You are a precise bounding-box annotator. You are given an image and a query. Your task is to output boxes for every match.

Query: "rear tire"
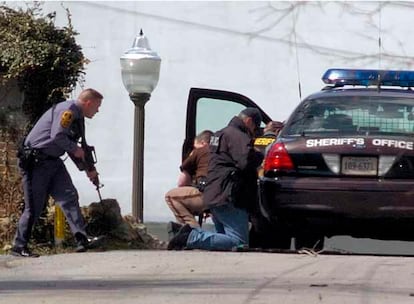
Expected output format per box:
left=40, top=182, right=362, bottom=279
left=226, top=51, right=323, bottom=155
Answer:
left=249, top=216, right=291, bottom=249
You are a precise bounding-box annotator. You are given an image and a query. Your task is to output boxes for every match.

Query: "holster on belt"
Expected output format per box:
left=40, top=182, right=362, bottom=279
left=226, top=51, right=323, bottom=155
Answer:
left=17, top=144, right=57, bottom=171
left=194, top=176, right=207, bottom=192
left=17, top=144, right=35, bottom=171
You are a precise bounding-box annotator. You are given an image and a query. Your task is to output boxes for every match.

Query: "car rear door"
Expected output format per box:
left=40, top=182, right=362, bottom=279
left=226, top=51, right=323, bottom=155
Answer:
left=183, top=88, right=272, bottom=159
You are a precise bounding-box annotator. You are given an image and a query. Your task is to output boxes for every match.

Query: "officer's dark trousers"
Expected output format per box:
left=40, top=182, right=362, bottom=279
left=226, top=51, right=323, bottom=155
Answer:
left=14, top=158, right=87, bottom=248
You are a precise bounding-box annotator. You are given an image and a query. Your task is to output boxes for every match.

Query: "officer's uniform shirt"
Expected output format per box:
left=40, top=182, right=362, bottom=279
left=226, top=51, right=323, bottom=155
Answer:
left=25, top=100, right=83, bottom=157
left=180, top=145, right=210, bottom=184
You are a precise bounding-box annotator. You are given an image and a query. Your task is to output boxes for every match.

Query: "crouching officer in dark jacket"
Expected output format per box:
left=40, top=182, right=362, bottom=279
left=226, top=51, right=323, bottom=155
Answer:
left=11, top=88, right=104, bottom=257
left=168, top=108, right=263, bottom=251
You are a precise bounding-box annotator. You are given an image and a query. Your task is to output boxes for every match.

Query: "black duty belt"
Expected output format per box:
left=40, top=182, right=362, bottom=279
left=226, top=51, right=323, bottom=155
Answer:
left=27, top=147, right=59, bottom=161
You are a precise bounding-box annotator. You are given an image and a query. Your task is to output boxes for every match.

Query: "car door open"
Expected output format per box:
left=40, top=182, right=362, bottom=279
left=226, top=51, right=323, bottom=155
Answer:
left=183, top=87, right=271, bottom=159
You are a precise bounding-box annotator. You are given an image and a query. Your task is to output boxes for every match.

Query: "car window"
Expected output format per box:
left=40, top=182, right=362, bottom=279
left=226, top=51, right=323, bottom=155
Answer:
left=183, top=88, right=272, bottom=160
left=196, top=97, right=248, bottom=134
left=285, top=96, right=414, bottom=136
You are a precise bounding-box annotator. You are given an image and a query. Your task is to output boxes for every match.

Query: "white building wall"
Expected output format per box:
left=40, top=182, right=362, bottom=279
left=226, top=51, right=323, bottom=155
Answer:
left=8, top=1, right=414, bottom=221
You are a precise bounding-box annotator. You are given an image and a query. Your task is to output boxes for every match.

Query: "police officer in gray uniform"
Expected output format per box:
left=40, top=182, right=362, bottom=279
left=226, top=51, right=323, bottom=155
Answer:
left=11, top=88, right=104, bottom=257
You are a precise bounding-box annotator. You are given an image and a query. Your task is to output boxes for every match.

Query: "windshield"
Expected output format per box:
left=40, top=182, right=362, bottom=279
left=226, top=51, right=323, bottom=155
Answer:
left=285, top=95, right=414, bottom=137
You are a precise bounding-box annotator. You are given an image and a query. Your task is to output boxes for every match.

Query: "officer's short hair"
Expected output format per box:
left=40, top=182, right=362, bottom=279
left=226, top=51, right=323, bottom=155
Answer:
left=196, top=130, right=214, bottom=144
left=79, top=88, right=103, bottom=101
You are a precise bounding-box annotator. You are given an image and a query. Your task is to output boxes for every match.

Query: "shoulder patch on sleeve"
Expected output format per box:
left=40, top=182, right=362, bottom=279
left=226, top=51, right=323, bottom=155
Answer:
left=60, top=110, right=74, bottom=128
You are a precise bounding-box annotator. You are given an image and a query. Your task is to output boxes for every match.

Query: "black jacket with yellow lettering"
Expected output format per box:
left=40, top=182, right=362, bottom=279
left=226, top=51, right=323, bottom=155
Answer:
left=253, top=132, right=277, bottom=155
left=203, top=116, right=263, bottom=211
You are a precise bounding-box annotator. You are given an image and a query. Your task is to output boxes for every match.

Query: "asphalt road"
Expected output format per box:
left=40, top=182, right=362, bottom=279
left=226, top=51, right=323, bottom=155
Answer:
left=1, top=249, right=414, bottom=304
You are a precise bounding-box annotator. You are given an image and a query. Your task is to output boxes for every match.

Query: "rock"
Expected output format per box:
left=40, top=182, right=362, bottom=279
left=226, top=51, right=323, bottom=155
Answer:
left=85, top=199, right=167, bottom=250
left=86, top=199, right=124, bottom=235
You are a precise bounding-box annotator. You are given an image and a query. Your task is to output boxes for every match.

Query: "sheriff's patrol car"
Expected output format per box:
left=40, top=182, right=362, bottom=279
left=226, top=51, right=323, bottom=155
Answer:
left=184, top=69, right=414, bottom=250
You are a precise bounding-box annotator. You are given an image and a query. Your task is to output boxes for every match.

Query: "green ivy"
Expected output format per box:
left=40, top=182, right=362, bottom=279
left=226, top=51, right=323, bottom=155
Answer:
left=0, top=3, right=87, bottom=124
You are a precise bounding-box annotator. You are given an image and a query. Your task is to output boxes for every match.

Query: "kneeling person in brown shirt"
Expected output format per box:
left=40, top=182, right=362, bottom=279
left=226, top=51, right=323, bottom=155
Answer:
left=165, top=130, right=213, bottom=236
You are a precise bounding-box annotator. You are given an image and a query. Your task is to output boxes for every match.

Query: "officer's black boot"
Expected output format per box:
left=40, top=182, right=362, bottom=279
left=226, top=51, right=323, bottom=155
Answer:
left=75, top=233, right=105, bottom=252
left=167, top=221, right=183, bottom=241
left=11, top=246, right=40, bottom=258
left=167, top=224, right=193, bottom=250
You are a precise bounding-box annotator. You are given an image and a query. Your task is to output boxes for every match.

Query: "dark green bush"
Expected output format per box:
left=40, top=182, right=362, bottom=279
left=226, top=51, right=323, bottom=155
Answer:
left=0, top=3, right=87, bottom=124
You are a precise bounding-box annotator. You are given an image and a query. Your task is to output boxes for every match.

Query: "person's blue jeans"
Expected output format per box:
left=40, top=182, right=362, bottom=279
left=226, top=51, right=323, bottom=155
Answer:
left=186, top=203, right=249, bottom=251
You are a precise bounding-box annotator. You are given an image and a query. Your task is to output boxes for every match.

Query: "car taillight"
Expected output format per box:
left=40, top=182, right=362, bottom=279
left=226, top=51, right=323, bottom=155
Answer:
left=263, top=142, right=294, bottom=172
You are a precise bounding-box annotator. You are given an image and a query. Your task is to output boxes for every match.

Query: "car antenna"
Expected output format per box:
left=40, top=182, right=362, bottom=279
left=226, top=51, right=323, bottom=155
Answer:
left=377, top=74, right=381, bottom=92
left=378, top=4, right=382, bottom=70
left=377, top=5, right=383, bottom=93
left=292, top=6, right=302, bottom=101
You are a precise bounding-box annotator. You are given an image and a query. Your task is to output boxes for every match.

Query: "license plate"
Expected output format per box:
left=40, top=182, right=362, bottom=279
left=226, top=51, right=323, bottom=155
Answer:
left=341, top=156, right=378, bottom=176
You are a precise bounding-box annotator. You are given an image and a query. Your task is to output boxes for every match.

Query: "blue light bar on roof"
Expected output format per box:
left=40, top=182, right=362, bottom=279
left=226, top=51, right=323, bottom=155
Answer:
left=322, top=68, right=414, bottom=87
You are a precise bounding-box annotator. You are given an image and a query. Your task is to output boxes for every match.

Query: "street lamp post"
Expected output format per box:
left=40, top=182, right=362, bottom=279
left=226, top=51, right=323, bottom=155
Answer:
left=120, top=30, right=161, bottom=222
